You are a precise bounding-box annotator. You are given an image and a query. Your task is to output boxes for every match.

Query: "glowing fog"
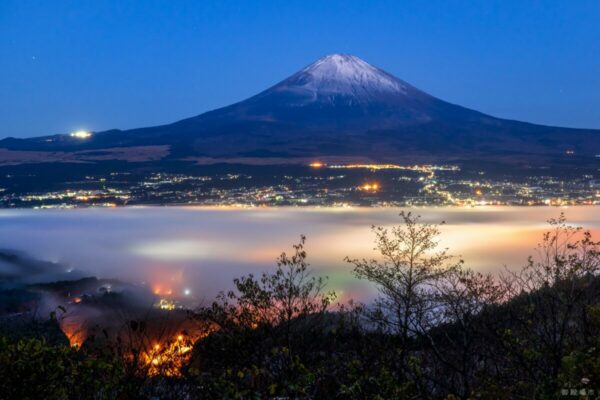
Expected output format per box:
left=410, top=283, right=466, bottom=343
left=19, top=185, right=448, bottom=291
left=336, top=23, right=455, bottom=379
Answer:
left=1, top=206, right=599, bottom=303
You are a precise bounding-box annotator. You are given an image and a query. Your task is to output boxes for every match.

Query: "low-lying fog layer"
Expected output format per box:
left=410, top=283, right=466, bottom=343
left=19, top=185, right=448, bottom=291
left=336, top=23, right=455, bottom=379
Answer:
left=1, top=206, right=599, bottom=303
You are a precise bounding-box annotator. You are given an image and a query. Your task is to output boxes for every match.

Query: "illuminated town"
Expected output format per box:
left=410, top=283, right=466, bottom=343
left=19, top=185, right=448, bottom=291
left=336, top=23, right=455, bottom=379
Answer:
left=1, top=162, right=598, bottom=208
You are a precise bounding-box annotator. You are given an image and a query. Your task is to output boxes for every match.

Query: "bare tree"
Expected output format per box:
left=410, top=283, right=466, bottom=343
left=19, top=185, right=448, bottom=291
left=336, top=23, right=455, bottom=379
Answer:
left=422, top=268, right=505, bottom=399
left=199, top=235, right=335, bottom=353
left=345, top=211, right=462, bottom=368
left=502, top=213, right=600, bottom=394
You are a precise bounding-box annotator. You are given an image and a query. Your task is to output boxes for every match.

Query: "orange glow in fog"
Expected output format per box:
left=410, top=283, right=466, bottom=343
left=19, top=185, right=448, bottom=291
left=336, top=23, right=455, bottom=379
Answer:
left=143, top=333, right=204, bottom=376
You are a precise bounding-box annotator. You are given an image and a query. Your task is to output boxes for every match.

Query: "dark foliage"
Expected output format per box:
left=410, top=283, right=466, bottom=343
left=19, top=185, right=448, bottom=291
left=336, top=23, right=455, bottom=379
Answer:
left=2, top=214, right=600, bottom=399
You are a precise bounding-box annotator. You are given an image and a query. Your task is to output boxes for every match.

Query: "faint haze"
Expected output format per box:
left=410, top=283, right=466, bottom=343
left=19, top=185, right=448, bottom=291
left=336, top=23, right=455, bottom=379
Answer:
left=1, top=1, right=600, bottom=138
left=1, top=206, right=599, bottom=303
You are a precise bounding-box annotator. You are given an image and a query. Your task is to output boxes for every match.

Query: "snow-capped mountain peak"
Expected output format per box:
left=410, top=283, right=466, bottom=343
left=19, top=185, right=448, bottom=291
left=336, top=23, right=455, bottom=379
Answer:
left=5, top=53, right=597, bottom=166
left=278, top=54, right=409, bottom=100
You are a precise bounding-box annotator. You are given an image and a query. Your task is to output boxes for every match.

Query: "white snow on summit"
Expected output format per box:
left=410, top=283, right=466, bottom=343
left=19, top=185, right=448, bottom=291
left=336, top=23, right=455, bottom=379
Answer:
left=285, top=54, right=408, bottom=98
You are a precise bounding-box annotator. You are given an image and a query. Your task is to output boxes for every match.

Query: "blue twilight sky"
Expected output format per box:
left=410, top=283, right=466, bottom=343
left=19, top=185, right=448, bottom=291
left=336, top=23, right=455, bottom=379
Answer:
left=1, top=1, right=600, bottom=138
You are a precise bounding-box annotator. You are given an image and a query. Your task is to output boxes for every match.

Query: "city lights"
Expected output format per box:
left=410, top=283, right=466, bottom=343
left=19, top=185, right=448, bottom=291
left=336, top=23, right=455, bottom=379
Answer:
left=359, top=182, right=380, bottom=192
left=70, top=130, right=92, bottom=139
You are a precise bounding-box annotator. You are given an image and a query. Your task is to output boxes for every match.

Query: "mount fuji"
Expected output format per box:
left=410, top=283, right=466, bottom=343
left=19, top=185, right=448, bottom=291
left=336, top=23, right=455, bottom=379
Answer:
left=2, top=54, right=599, bottom=166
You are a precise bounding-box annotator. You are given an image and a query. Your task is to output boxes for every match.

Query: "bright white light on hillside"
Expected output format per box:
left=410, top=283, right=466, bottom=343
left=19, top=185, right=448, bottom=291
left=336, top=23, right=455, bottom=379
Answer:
left=70, top=130, right=92, bottom=139
left=183, top=288, right=191, bottom=296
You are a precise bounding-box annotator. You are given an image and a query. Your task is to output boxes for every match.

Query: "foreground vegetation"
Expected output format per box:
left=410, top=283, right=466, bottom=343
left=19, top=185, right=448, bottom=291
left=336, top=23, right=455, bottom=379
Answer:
left=1, top=213, right=600, bottom=399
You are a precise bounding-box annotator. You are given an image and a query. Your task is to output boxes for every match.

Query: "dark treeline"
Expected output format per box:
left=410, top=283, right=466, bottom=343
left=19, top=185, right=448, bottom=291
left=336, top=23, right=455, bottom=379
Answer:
left=1, top=212, right=600, bottom=399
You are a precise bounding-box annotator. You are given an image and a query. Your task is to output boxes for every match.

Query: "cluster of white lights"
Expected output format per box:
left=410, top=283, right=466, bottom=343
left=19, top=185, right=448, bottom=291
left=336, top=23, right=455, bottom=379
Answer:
left=70, top=130, right=92, bottom=139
